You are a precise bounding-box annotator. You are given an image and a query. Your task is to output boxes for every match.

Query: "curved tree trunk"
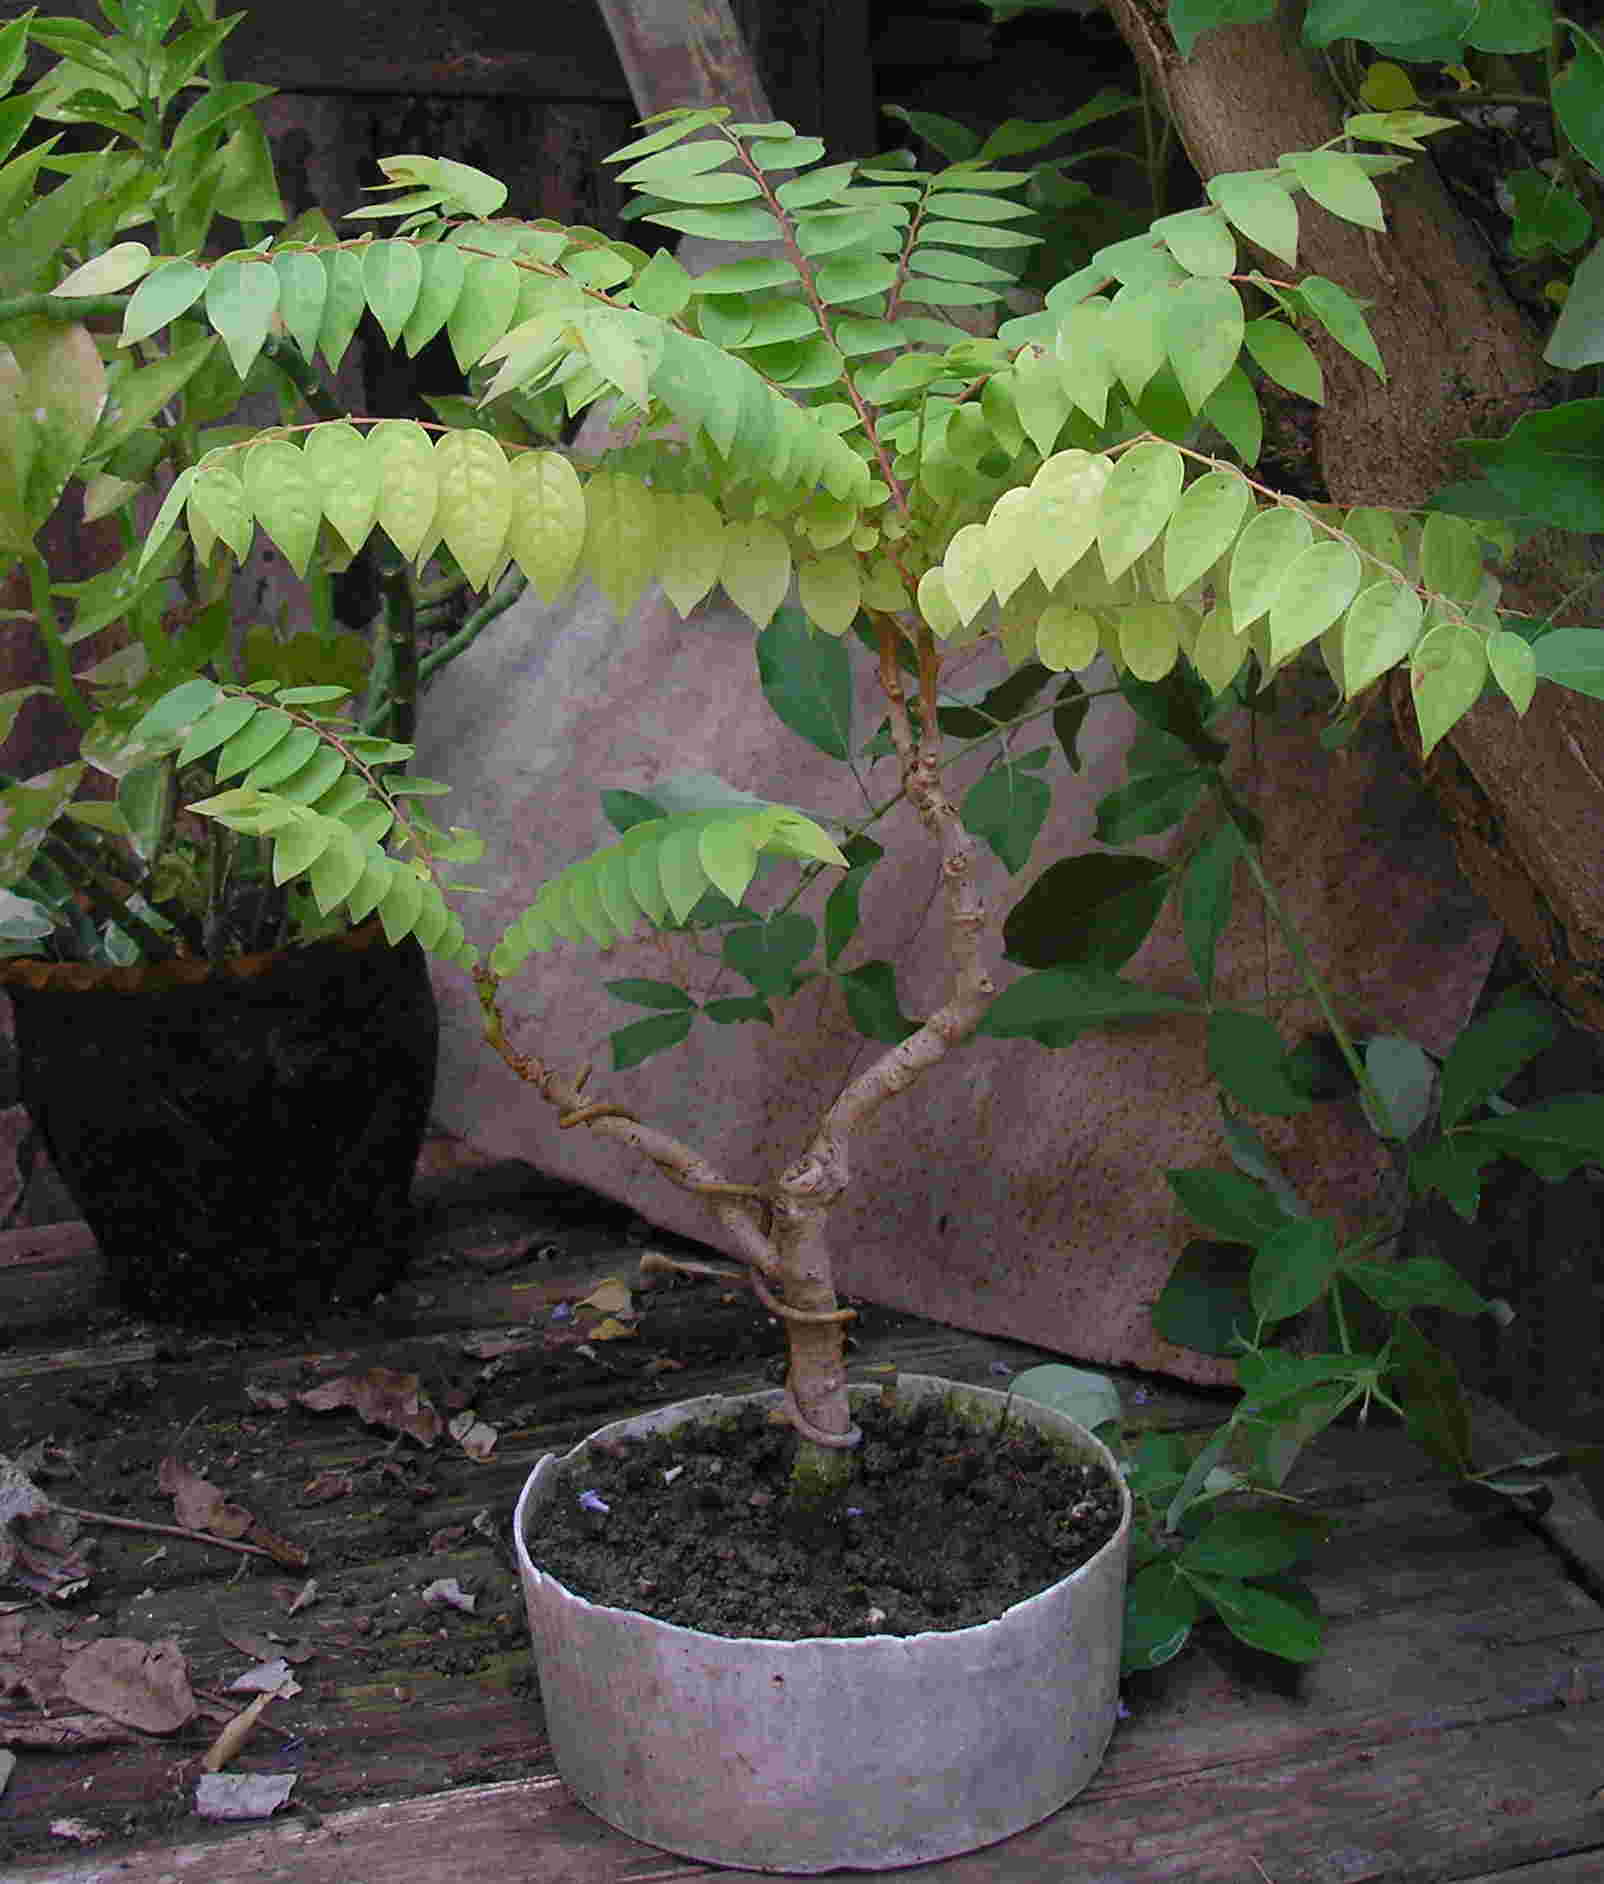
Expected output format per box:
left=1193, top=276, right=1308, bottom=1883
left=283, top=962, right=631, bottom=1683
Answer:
left=1105, top=0, right=1604, bottom=1033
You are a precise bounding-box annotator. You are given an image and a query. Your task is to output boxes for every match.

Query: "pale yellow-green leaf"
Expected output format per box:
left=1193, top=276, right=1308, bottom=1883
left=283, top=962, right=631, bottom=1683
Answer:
left=303, top=422, right=379, bottom=557
left=242, top=438, right=320, bottom=578
left=1164, top=276, right=1244, bottom=414
left=369, top=418, right=440, bottom=562
left=187, top=461, right=254, bottom=565
left=507, top=447, right=586, bottom=603
left=1267, top=540, right=1362, bottom=665
left=1031, top=449, right=1109, bottom=588
left=916, top=566, right=964, bottom=640
left=1343, top=506, right=1406, bottom=575
left=982, top=488, right=1039, bottom=604
left=1052, top=301, right=1114, bottom=425
left=1190, top=603, right=1247, bottom=695
left=1010, top=351, right=1072, bottom=458
left=1163, top=470, right=1252, bottom=599
left=798, top=545, right=861, bottom=635
left=433, top=429, right=513, bottom=589
left=861, top=556, right=908, bottom=613
left=1105, top=285, right=1164, bottom=401
left=1118, top=603, right=1182, bottom=681
left=719, top=518, right=790, bottom=630
left=942, top=521, right=994, bottom=624
left=797, top=493, right=857, bottom=551
left=1229, top=505, right=1313, bottom=631
left=51, top=240, right=152, bottom=299
left=377, top=860, right=426, bottom=945
left=1486, top=629, right=1536, bottom=715
left=1319, top=617, right=1347, bottom=695
left=1035, top=603, right=1100, bottom=672
left=1419, top=510, right=1484, bottom=605
left=584, top=472, right=661, bottom=617
left=655, top=491, right=724, bottom=616
left=697, top=819, right=759, bottom=906
left=1342, top=579, right=1423, bottom=696
left=1411, top=621, right=1488, bottom=757
left=7, top=320, right=105, bottom=535
left=82, top=473, right=143, bottom=523
left=447, top=257, right=521, bottom=373
left=1098, top=440, right=1184, bottom=582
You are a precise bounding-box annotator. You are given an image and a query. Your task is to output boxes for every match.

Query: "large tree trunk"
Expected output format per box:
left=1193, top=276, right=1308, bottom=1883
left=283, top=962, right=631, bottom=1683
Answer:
left=1106, top=0, right=1604, bottom=1033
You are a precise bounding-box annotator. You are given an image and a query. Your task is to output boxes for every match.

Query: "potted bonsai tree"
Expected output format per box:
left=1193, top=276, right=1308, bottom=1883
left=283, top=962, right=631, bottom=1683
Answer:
left=116, top=102, right=1604, bottom=1867
left=0, top=2, right=533, bottom=1318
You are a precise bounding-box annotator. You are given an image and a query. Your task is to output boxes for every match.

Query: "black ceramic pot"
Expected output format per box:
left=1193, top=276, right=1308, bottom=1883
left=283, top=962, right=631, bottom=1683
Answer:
left=1, top=921, right=437, bottom=1320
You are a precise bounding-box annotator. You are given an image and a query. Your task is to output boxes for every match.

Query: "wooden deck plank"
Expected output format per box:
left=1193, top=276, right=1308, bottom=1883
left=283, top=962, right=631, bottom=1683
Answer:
left=12, top=1697, right=1604, bottom=1884
left=4, top=1166, right=1603, bottom=1882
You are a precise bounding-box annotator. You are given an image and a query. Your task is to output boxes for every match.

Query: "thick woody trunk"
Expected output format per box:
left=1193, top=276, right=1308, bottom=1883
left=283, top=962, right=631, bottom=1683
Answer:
left=1105, top=0, right=1604, bottom=1034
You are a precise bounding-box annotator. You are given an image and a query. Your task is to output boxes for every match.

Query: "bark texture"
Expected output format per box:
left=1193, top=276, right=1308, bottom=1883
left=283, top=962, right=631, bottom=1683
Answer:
left=1105, top=0, right=1604, bottom=1034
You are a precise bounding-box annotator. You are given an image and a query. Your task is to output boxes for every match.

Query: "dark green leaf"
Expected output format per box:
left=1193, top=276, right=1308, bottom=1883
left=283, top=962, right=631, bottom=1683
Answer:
left=1167, top=0, right=1276, bottom=58
left=1122, top=1561, right=1198, bottom=1672
left=1344, top=1251, right=1489, bottom=1315
left=1119, top=669, right=1229, bottom=765
left=880, top=106, right=981, bottom=161
left=1362, top=1034, right=1436, bottom=1140
left=1180, top=1508, right=1326, bottom=1579
left=961, top=763, right=1051, bottom=874
left=1408, top=1136, right=1489, bottom=1221
left=600, top=788, right=663, bottom=833
left=1180, top=821, right=1243, bottom=997
left=1250, top=1218, right=1339, bottom=1321
left=609, top=1011, right=694, bottom=1070
left=980, top=966, right=1196, bottom=1046
left=1166, top=1167, right=1292, bottom=1245
left=1531, top=626, right=1604, bottom=700
left=1095, top=768, right=1207, bottom=843
left=1053, top=674, right=1088, bottom=770
left=1187, top=1572, right=1325, bottom=1662
left=1003, top=853, right=1171, bottom=971
left=824, top=833, right=882, bottom=966
left=704, top=996, right=773, bottom=1024
left=722, top=912, right=817, bottom=997
left=1208, top=1011, right=1314, bottom=1117
left=1555, top=25, right=1604, bottom=174
left=1455, top=1094, right=1604, bottom=1178
left=1438, top=992, right=1558, bottom=1129
left=839, top=959, right=919, bottom=1043
left=755, top=605, right=852, bottom=760
left=1391, top=1316, right=1474, bottom=1475
left=1458, top=399, right=1604, bottom=534
left=604, top=978, right=696, bottom=1011
left=937, top=662, right=1056, bottom=737
left=1151, top=1240, right=1256, bottom=1354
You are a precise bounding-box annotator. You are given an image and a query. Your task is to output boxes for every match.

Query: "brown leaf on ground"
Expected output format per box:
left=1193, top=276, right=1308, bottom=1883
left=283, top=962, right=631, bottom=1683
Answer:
left=157, top=1458, right=254, bottom=1540
left=218, top=1627, right=314, bottom=1666
left=58, top=1636, right=194, bottom=1734
left=0, top=1615, right=68, bottom=1710
left=576, top=1277, right=634, bottom=1317
left=296, top=1369, right=441, bottom=1447
left=244, top=1520, right=309, bottom=1571
left=427, top=1525, right=468, bottom=1554
left=300, top=1470, right=353, bottom=1505
left=0, top=1712, right=140, bottom=1750
left=0, top=1460, right=94, bottom=1598
left=447, top=1411, right=498, bottom=1461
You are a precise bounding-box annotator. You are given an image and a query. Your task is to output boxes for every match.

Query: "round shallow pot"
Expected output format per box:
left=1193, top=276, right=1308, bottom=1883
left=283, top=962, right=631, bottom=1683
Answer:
left=514, top=1372, right=1130, bottom=1874
left=1, top=921, right=437, bottom=1320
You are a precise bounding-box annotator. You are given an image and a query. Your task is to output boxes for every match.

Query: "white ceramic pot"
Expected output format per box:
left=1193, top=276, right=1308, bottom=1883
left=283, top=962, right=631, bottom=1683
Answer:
left=512, top=1373, right=1130, bottom=1873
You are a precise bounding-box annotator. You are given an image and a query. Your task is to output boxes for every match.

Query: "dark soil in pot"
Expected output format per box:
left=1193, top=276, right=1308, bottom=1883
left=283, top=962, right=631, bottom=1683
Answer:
left=529, top=1391, right=1123, bottom=1639
left=3, top=924, right=437, bottom=1322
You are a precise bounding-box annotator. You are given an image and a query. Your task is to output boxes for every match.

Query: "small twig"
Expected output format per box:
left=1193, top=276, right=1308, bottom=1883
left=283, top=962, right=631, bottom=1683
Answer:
left=50, top=1505, right=275, bottom=1561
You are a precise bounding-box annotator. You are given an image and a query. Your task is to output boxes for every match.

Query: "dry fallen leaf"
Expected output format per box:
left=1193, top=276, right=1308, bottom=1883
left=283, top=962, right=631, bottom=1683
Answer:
left=421, top=1577, right=476, bottom=1615
left=229, top=1658, right=300, bottom=1697
left=158, top=1458, right=254, bottom=1540
left=0, top=1713, right=140, bottom=1750
left=219, top=1627, right=313, bottom=1666
left=577, top=1277, right=634, bottom=1317
left=297, top=1368, right=441, bottom=1447
left=283, top=1577, right=319, bottom=1616
left=58, top=1636, right=195, bottom=1735
left=245, top=1520, right=309, bottom=1571
left=447, top=1411, right=498, bottom=1462
left=0, top=1456, right=93, bottom=1598
left=427, top=1525, right=468, bottom=1554
left=244, top=1383, right=290, bottom=1412
left=587, top=1316, right=638, bottom=1342
left=50, top=1816, right=105, bottom=1843
left=0, top=1614, right=68, bottom=1710
left=194, top=1771, right=296, bottom=1821
left=461, top=1331, right=537, bottom=1361
left=300, top=1471, right=353, bottom=1505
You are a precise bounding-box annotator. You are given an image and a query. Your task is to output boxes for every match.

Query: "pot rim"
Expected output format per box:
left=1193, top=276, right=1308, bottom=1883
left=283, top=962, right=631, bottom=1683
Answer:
left=513, top=1373, right=1132, bottom=1650
left=0, top=915, right=396, bottom=995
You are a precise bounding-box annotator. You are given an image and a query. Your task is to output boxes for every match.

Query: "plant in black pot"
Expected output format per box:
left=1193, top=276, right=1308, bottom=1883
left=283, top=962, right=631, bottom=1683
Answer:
left=107, top=97, right=1604, bottom=1868
left=0, top=2, right=510, bottom=1318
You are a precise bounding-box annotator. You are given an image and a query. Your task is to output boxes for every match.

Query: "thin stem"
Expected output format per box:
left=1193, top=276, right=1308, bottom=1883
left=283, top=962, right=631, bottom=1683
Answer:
left=52, top=1503, right=277, bottom=1562
left=24, top=551, right=90, bottom=729
left=1237, top=836, right=1399, bottom=1140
